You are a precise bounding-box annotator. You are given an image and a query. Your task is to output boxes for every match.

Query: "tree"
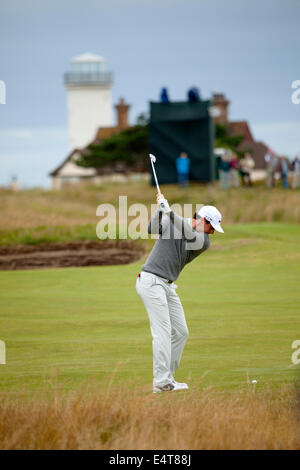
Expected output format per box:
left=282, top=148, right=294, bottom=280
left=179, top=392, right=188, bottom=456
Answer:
left=135, top=112, right=149, bottom=126
left=215, top=124, right=246, bottom=157
left=76, top=121, right=247, bottom=171
left=76, top=125, right=149, bottom=170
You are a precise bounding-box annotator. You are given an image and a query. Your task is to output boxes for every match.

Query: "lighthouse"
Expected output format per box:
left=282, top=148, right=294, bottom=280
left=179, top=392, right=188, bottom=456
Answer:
left=64, top=52, right=113, bottom=150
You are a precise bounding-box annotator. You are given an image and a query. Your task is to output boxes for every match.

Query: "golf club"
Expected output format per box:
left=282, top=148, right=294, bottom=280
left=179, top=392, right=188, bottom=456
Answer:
left=149, top=154, right=165, bottom=209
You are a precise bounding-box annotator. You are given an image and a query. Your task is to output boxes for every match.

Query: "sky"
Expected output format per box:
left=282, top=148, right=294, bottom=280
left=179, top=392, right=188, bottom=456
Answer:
left=0, top=0, right=300, bottom=188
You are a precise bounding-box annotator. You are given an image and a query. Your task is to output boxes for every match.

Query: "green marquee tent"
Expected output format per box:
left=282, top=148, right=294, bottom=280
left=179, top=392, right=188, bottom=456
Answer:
left=149, top=100, right=215, bottom=185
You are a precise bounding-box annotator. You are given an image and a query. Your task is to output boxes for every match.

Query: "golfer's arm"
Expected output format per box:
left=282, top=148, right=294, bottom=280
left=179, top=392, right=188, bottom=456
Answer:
left=147, top=209, right=169, bottom=235
left=170, top=211, right=205, bottom=246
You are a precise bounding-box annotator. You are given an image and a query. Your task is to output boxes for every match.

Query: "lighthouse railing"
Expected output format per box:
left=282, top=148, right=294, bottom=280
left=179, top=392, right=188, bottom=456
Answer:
left=64, top=72, right=113, bottom=85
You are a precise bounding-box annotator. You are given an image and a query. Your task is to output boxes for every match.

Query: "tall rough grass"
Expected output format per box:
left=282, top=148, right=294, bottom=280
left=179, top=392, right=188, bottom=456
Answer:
left=0, top=379, right=299, bottom=450
left=1, top=184, right=300, bottom=233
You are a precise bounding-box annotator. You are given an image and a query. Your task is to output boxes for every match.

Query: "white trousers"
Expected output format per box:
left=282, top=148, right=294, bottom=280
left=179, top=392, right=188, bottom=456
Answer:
left=136, top=271, right=189, bottom=387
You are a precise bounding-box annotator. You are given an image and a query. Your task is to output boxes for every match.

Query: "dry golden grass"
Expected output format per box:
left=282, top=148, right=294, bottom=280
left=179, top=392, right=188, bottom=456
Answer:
left=1, top=182, right=300, bottom=231
left=0, top=379, right=300, bottom=450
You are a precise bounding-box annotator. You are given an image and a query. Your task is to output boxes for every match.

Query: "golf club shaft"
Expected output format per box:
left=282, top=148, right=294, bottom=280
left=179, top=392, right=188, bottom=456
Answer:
left=150, top=160, right=161, bottom=194
left=150, top=157, right=165, bottom=209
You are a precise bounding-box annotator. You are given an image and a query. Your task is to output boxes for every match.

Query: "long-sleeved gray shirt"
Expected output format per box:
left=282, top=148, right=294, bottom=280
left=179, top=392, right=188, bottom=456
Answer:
left=142, top=209, right=210, bottom=281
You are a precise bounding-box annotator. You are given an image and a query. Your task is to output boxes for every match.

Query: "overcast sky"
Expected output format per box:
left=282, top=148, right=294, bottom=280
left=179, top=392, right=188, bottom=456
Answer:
left=0, top=0, right=300, bottom=188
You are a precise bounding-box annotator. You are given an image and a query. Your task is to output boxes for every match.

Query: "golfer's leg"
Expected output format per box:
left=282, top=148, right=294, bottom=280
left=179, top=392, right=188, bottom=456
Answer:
left=137, top=280, right=172, bottom=388
left=167, top=289, right=189, bottom=377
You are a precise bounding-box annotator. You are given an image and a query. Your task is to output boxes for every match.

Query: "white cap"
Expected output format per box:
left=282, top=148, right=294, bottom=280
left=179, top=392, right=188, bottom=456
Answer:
left=197, top=205, right=224, bottom=233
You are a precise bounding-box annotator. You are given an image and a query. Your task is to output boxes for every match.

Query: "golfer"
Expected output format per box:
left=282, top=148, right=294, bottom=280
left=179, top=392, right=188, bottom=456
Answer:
left=136, top=193, right=224, bottom=393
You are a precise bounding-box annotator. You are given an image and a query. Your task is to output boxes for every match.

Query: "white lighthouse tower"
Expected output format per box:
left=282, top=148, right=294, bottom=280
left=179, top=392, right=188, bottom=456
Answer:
left=64, top=52, right=113, bottom=150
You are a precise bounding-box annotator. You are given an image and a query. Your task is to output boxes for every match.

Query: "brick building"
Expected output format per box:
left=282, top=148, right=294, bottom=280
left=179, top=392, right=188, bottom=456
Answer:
left=212, top=93, right=269, bottom=177
left=49, top=98, right=148, bottom=189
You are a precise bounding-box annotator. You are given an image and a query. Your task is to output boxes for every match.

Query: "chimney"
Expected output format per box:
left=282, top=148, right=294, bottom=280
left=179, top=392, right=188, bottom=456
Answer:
left=212, top=93, right=230, bottom=125
left=115, top=97, right=130, bottom=129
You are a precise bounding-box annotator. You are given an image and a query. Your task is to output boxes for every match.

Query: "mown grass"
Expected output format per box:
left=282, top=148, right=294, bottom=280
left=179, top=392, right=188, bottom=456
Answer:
left=0, top=224, right=150, bottom=248
left=1, top=182, right=300, bottom=449
left=0, top=224, right=98, bottom=246
left=1, top=223, right=299, bottom=394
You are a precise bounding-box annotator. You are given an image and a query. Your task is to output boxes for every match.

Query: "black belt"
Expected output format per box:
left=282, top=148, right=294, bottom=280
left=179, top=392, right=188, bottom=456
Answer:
left=140, top=270, right=173, bottom=284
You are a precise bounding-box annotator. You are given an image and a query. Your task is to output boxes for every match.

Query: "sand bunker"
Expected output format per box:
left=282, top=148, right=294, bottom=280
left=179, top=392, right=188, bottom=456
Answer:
left=0, top=241, right=145, bottom=270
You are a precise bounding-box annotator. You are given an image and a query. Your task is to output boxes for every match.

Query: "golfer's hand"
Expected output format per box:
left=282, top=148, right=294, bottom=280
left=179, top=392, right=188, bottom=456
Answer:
left=156, top=193, right=171, bottom=213
left=156, top=193, right=165, bottom=204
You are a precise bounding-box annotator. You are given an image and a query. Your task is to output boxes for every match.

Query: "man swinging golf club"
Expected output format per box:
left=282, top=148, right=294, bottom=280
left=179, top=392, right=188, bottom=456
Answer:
left=136, top=155, right=224, bottom=393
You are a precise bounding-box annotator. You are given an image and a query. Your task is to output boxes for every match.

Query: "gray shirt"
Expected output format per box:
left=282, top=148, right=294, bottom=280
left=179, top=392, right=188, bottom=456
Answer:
left=142, top=209, right=210, bottom=281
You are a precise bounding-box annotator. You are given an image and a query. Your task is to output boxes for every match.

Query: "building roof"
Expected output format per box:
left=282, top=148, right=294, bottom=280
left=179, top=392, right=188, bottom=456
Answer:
left=49, top=127, right=131, bottom=178
left=237, top=140, right=269, bottom=169
left=212, top=92, right=272, bottom=168
left=49, top=149, right=94, bottom=177
left=71, top=53, right=105, bottom=63
left=227, top=121, right=254, bottom=143
left=50, top=97, right=132, bottom=179
left=93, top=127, right=122, bottom=142
left=49, top=150, right=78, bottom=177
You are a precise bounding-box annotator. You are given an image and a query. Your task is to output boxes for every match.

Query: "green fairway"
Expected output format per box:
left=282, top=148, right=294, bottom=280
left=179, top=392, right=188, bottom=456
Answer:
left=1, top=222, right=300, bottom=392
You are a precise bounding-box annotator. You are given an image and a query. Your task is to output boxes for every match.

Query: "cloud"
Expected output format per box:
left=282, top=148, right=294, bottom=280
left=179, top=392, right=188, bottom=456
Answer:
left=0, top=127, right=67, bottom=140
left=0, top=127, right=68, bottom=188
left=1, top=0, right=184, bottom=15
left=1, top=129, right=33, bottom=139
left=251, top=121, right=300, bottom=156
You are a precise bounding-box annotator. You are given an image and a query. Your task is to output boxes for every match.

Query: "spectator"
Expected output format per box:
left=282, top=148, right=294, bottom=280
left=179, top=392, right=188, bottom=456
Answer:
left=229, top=152, right=240, bottom=188
left=176, top=152, right=190, bottom=188
left=187, top=87, right=201, bottom=102
left=218, top=152, right=231, bottom=190
left=292, top=156, right=300, bottom=189
left=10, top=175, right=19, bottom=192
left=239, top=152, right=255, bottom=186
left=265, top=149, right=278, bottom=188
left=160, top=87, right=169, bottom=103
left=280, top=156, right=290, bottom=189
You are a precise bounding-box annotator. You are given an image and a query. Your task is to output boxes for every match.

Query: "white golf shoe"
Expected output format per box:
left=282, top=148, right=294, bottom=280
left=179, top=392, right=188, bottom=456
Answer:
left=153, top=381, right=189, bottom=394
left=172, top=380, right=189, bottom=390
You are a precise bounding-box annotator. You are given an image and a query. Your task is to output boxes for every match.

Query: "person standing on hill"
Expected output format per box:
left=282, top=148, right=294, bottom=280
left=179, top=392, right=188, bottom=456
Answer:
left=187, top=87, right=201, bottom=102
left=239, top=153, right=255, bottom=186
left=292, top=156, right=300, bottom=189
left=176, top=152, right=190, bottom=188
left=136, top=193, right=224, bottom=393
left=280, top=156, right=290, bottom=189
left=265, top=149, right=278, bottom=188
left=218, top=153, right=231, bottom=189
left=160, top=87, right=170, bottom=103
left=229, top=153, right=240, bottom=188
